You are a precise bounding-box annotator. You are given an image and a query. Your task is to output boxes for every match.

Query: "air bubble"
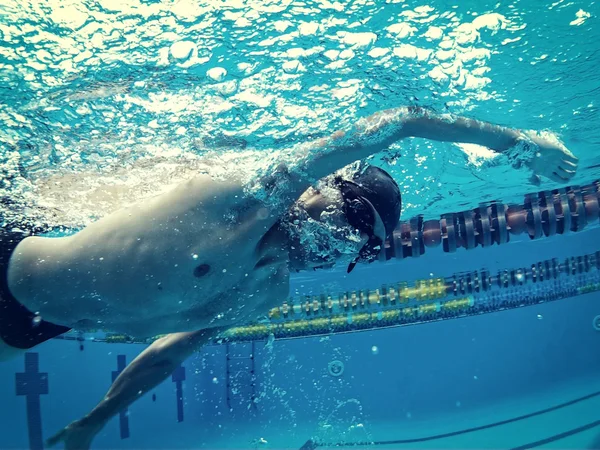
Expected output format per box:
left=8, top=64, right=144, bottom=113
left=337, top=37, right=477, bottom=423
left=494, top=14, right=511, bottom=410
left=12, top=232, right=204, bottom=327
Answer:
left=207, top=67, right=227, bottom=82
left=282, top=60, right=303, bottom=74
left=170, top=41, right=196, bottom=61
left=515, top=271, right=525, bottom=282
left=265, top=333, right=275, bottom=349
left=257, top=207, right=270, bottom=220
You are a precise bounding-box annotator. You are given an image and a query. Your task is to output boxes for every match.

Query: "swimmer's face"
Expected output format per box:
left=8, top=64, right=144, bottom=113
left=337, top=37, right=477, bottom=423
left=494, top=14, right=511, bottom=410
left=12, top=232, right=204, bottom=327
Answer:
left=287, top=190, right=369, bottom=271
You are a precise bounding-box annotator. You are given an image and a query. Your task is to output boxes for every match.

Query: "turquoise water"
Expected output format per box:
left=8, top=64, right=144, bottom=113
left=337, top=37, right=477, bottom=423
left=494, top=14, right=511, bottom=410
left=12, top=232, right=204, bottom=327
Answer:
left=1, top=0, right=600, bottom=449
left=1, top=0, right=599, bottom=227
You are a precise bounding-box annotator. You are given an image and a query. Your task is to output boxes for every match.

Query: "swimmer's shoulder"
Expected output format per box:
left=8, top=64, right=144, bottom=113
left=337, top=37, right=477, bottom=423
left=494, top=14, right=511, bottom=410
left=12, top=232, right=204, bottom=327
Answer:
left=178, top=173, right=248, bottom=202
left=165, top=173, right=266, bottom=220
left=184, top=174, right=285, bottom=230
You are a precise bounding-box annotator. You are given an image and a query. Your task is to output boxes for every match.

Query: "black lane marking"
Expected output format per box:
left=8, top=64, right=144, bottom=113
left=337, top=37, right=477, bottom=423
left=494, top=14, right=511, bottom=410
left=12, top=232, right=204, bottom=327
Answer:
left=312, top=390, right=600, bottom=447
left=511, top=419, right=600, bottom=450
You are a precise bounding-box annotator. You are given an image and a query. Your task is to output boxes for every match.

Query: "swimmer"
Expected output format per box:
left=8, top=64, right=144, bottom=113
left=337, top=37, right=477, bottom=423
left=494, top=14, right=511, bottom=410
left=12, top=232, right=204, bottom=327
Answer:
left=0, top=106, right=578, bottom=449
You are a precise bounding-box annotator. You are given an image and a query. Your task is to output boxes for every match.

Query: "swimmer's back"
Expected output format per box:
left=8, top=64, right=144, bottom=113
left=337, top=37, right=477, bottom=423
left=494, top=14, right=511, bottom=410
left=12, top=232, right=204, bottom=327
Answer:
left=9, top=174, right=288, bottom=338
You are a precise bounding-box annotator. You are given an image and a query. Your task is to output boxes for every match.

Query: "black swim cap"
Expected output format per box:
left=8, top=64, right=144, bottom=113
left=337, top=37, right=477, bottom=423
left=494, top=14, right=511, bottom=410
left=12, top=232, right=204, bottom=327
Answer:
left=349, top=165, right=402, bottom=240
left=333, top=165, right=402, bottom=272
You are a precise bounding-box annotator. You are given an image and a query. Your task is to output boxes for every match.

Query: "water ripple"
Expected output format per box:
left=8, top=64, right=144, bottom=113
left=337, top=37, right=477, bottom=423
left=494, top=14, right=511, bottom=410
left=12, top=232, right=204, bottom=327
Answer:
left=1, top=0, right=598, bottom=227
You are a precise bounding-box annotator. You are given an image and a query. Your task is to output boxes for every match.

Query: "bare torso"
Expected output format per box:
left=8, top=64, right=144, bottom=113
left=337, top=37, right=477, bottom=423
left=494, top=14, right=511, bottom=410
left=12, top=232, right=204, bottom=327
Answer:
left=8, top=174, right=291, bottom=338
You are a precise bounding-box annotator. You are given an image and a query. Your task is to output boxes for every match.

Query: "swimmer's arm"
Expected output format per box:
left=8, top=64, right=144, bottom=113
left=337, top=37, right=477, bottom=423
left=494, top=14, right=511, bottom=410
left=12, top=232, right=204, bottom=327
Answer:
left=276, top=106, right=575, bottom=198
left=309, top=106, right=523, bottom=175
left=397, top=107, right=578, bottom=182
left=391, top=106, right=522, bottom=151
left=278, top=107, right=522, bottom=188
left=86, top=330, right=212, bottom=423
left=47, top=328, right=225, bottom=449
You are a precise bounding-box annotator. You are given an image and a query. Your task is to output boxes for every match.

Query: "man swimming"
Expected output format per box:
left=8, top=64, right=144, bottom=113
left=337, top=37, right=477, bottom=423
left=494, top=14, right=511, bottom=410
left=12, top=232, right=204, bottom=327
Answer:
left=0, top=106, right=578, bottom=449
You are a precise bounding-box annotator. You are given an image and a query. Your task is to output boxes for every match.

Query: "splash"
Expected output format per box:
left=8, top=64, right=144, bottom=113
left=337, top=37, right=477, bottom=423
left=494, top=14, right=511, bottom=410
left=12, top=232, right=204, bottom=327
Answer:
left=1, top=0, right=596, bottom=232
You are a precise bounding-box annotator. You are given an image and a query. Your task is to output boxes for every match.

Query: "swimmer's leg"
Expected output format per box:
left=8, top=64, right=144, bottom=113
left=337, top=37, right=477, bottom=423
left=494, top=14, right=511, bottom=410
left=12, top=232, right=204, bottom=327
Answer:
left=47, top=327, right=226, bottom=450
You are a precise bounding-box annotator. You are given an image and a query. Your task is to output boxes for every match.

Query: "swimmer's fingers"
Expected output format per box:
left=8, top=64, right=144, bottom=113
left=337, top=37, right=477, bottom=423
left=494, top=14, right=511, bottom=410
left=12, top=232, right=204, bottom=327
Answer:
left=549, top=171, right=570, bottom=183
left=556, top=165, right=576, bottom=179
left=560, top=158, right=578, bottom=174
left=561, top=150, right=579, bottom=165
left=558, top=158, right=578, bottom=180
left=561, top=158, right=578, bottom=170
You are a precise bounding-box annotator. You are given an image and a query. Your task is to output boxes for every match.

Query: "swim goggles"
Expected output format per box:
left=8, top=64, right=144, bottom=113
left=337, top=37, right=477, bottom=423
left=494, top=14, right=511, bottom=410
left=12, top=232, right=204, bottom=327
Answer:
left=336, top=179, right=387, bottom=273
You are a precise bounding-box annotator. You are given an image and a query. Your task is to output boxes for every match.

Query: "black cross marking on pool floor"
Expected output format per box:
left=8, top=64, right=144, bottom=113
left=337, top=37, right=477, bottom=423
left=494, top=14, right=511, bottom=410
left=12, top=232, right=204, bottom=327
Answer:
left=112, top=355, right=130, bottom=439
left=171, top=364, right=185, bottom=422
left=15, top=352, right=47, bottom=450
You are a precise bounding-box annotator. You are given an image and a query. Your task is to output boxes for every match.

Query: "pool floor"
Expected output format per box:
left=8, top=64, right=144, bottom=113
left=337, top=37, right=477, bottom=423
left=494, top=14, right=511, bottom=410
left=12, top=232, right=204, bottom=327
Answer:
left=175, top=373, right=600, bottom=449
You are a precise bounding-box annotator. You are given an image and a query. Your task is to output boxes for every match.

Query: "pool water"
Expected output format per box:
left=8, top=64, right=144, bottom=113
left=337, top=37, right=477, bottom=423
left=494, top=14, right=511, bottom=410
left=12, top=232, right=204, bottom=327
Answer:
left=1, top=0, right=600, bottom=449
left=1, top=0, right=599, bottom=226
left=3, top=274, right=598, bottom=449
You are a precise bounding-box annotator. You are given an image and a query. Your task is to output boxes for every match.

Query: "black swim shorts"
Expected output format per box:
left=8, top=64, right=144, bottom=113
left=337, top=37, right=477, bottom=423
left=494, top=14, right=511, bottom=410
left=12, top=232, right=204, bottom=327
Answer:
left=0, top=229, right=71, bottom=349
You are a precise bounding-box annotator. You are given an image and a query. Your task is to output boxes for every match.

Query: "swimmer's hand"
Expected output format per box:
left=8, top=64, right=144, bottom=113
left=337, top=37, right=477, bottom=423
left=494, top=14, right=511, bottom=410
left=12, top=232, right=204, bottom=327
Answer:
left=46, top=417, right=103, bottom=450
left=364, top=107, right=579, bottom=185
left=517, top=133, right=579, bottom=184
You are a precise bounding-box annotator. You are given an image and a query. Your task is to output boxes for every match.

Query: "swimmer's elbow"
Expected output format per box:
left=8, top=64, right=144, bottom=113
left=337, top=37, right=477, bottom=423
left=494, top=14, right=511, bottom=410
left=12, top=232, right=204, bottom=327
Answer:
left=389, top=106, right=435, bottom=137
left=347, top=106, right=417, bottom=150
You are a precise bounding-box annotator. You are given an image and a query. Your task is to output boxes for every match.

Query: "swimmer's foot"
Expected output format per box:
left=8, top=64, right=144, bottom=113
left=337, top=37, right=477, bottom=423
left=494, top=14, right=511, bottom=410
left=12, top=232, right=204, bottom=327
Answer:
left=46, top=417, right=103, bottom=450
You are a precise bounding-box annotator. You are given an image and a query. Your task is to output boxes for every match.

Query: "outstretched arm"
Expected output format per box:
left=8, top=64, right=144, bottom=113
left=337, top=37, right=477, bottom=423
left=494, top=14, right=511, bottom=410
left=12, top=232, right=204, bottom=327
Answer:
left=315, top=106, right=577, bottom=179
left=268, top=106, right=578, bottom=210
left=47, top=327, right=225, bottom=450
left=382, top=106, right=521, bottom=151
left=385, top=107, right=578, bottom=183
